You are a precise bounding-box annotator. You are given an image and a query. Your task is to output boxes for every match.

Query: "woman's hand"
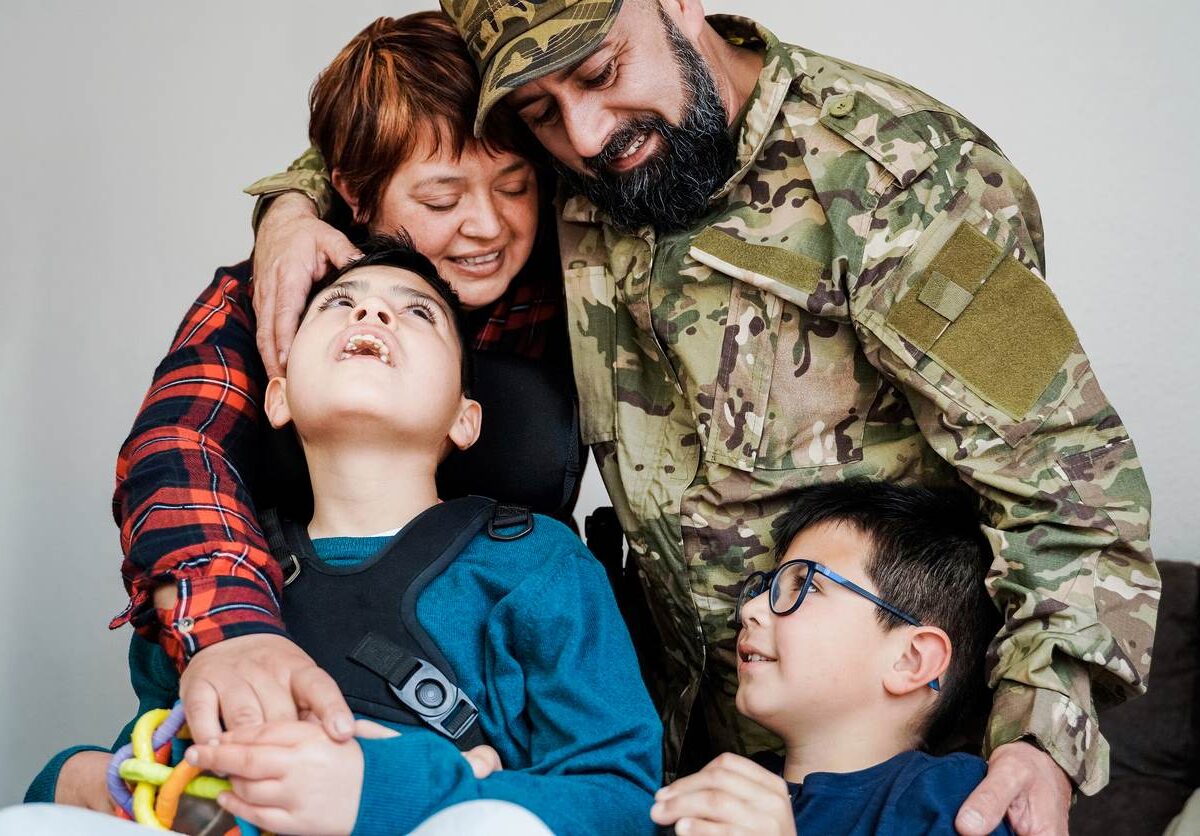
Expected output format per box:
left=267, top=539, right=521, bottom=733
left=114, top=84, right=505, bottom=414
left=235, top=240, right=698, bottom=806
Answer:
left=180, top=633, right=354, bottom=747
left=650, top=752, right=796, bottom=836
left=54, top=750, right=114, bottom=812
left=252, top=193, right=360, bottom=377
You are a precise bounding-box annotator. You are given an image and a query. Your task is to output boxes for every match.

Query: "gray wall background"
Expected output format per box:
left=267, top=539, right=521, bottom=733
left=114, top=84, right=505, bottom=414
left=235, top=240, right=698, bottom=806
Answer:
left=1, top=0, right=1195, bottom=805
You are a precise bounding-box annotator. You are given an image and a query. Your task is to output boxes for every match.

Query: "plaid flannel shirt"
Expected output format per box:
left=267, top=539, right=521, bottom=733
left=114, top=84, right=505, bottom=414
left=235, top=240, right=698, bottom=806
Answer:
left=111, top=259, right=563, bottom=668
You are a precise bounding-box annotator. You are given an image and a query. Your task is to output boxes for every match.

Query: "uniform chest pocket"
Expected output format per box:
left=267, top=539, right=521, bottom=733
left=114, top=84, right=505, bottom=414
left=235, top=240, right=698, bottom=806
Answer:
left=693, top=237, right=875, bottom=473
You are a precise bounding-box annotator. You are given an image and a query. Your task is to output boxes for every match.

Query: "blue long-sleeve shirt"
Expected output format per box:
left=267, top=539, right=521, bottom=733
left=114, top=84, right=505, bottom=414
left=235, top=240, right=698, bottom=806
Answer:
left=29, top=514, right=662, bottom=835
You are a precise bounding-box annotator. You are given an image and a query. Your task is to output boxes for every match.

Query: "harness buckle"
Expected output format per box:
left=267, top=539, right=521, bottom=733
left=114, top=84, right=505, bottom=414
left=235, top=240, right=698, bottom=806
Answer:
left=387, top=658, right=480, bottom=741
left=281, top=554, right=301, bottom=587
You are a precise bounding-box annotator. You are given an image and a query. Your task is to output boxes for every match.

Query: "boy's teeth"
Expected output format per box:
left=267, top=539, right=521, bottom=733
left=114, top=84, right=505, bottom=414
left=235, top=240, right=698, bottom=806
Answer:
left=340, top=334, right=391, bottom=364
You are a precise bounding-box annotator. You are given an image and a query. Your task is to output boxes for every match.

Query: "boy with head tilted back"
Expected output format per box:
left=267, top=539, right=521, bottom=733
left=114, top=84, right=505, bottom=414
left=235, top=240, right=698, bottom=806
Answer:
left=25, top=233, right=660, bottom=836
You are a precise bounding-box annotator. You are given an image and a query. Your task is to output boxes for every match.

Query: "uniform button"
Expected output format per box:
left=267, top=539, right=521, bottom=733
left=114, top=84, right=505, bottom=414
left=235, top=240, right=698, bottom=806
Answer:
left=176, top=617, right=195, bottom=633
left=828, top=93, right=855, bottom=117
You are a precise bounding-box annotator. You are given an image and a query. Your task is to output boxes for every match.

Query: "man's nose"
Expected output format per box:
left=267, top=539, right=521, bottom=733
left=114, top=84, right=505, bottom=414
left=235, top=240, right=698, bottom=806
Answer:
left=559, top=97, right=613, bottom=161
left=353, top=297, right=392, bottom=326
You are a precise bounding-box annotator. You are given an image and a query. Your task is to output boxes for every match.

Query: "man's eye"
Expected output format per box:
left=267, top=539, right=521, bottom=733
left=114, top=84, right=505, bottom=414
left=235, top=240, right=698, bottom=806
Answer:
left=583, top=60, right=617, bottom=89
left=423, top=201, right=458, bottom=213
left=527, top=102, right=559, bottom=128
left=497, top=181, right=529, bottom=196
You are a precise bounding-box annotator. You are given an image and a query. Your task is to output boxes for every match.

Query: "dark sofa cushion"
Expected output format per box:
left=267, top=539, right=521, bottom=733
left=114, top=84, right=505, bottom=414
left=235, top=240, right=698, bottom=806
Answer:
left=1070, top=560, right=1200, bottom=834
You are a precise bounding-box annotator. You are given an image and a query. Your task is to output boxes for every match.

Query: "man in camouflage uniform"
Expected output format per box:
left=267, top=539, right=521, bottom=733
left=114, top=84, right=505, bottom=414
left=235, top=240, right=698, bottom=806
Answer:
left=244, top=0, right=1156, bottom=831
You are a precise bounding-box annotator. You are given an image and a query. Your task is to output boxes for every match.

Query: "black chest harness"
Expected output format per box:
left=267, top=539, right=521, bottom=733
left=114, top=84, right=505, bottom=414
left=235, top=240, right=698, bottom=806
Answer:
left=260, top=496, right=534, bottom=751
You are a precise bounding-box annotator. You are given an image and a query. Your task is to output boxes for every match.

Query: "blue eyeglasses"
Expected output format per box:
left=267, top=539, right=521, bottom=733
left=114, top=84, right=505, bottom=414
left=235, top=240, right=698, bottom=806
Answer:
left=736, top=559, right=940, bottom=691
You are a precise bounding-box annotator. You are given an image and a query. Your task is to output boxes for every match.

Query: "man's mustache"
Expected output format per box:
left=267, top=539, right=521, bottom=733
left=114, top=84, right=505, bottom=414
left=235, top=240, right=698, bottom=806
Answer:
left=583, top=117, right=667, bottom=174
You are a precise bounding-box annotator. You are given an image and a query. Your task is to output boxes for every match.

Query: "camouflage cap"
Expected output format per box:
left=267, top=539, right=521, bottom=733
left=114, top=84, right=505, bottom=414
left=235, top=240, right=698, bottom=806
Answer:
left=440, top=0, right=624, bottom=135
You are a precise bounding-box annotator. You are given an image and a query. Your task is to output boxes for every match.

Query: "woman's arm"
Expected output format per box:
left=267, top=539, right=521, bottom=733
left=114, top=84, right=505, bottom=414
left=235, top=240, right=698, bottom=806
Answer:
left=111, top=261, right=283, bottom=664
left=111, top=264, right=351, bottom=744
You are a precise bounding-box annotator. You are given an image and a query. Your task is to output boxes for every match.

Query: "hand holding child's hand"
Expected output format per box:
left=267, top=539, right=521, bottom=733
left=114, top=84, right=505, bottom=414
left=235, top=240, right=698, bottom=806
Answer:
left=185, top=719, right=383, bottom=836
left=179, top=632, right=354, bottom=746
left=650, top=753, right=796, bottom=836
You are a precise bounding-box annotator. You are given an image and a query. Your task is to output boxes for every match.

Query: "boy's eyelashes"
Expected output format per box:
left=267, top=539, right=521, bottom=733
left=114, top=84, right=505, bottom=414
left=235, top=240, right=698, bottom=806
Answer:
left=314, top=289, right=440, bottom=324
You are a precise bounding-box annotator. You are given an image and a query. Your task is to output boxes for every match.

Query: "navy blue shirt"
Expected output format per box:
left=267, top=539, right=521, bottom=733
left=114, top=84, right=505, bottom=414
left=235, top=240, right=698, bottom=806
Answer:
left=788, top=750, right=1014, bottom=835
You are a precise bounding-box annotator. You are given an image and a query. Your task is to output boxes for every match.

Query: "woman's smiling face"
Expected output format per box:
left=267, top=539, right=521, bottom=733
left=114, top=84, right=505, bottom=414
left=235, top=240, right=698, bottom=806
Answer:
left=359, top=138, right=539, bottom=312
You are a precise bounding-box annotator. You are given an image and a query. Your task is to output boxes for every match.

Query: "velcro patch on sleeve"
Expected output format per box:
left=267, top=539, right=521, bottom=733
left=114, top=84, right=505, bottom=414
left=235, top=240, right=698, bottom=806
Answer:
left=886, top=221, right=1078, bottom=420
left=690, top=226, right=823, bottom=295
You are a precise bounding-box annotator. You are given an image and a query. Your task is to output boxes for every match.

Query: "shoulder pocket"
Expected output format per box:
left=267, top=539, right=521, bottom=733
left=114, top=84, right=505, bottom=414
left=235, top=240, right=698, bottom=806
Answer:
left=869, top=196, right=1084, bottom=441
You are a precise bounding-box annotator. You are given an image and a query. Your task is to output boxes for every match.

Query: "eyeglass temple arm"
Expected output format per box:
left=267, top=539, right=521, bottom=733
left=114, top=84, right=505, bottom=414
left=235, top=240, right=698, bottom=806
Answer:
left=815, top=564, right=940, bottom=692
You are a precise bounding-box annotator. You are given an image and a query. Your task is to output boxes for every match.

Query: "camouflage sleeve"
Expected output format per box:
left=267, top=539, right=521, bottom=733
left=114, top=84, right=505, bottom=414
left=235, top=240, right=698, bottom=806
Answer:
left=853, top=140, right=1157, bottom=795
left=242, top=144, right=333, bottom=231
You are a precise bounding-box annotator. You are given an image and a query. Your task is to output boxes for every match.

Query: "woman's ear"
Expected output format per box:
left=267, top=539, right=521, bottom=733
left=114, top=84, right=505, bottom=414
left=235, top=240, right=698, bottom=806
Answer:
left=331, top=168, right=361, bottom=221
left=448, top=397, right=483, bottom=452
left=263, top=377, right=293, bottom=429
left=883, top=626, right=952, bottom=697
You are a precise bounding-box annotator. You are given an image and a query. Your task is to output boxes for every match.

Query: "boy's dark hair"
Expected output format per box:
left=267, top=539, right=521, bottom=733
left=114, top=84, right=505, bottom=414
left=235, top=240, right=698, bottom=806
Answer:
left=306, top=230, right=474, bottom=395
left=770, top=479, right=1001, bottom=751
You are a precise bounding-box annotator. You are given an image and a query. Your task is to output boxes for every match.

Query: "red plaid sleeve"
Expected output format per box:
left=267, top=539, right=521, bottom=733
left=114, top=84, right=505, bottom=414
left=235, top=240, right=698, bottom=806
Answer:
left=111, top=261, right=286, bottom=669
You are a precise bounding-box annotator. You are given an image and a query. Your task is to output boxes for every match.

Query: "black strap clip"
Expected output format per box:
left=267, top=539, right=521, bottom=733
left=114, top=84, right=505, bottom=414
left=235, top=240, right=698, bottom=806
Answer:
left=348, top=633, right=480, bottom=741
left=487, top=503, right=534, bottom=541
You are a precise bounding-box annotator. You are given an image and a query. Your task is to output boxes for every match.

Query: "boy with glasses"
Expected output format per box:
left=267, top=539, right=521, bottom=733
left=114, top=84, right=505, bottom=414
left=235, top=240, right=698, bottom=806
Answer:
left=650, top=480, right=1013, bottom=835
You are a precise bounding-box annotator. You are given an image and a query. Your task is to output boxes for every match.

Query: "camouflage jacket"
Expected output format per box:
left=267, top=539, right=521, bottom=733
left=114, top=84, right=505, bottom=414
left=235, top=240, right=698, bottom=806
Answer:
left=245, top=17, right=1156, bottom=794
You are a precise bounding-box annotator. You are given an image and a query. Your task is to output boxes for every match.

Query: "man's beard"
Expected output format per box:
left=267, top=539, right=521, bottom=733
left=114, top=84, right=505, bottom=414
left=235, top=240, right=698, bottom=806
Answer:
left=554, top=10, right=737, bottom=233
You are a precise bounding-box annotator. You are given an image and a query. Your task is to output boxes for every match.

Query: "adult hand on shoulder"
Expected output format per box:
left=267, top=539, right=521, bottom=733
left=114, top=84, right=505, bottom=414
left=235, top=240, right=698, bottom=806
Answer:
left=180, top=633, right=354, bottom=747
left=956, top=740, right=1071, bottom=835
left=54, top=750, right=114, bottom=812
left=252, top=192, right=360, bottom=377
left=650, top=752, right=796, bottom=836
left=186, top=720, right=368, bottom=836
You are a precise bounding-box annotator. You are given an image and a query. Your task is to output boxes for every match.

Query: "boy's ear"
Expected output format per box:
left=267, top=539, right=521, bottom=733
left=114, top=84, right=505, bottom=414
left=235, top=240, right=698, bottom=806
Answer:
left=447, top=397, right=482, bottom=452
left=263, top=377, right=293, bottom=429
left=882, top=626, right=951, bottom=697
left=330, top=168, right=362, bottom=222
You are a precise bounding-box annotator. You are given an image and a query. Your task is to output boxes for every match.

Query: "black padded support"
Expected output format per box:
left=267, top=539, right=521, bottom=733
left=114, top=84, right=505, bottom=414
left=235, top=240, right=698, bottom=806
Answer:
left=255, top=351, right=583, bottom=522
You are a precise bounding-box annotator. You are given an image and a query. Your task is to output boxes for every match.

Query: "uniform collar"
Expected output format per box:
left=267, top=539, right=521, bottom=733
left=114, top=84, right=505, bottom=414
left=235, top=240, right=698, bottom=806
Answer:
left=560, top=15, right=792, bottom=225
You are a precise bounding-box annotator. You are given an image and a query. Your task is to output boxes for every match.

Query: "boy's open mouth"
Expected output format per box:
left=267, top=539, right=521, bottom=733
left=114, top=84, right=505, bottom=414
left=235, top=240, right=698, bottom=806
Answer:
left=338, top=333, right=393, bottom=366
left=738, top=644, right=777, bottom=664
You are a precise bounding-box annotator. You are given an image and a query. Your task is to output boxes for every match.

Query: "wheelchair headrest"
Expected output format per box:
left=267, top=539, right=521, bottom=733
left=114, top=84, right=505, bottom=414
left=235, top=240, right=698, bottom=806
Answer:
left=256, top=351, right=582, bottom=521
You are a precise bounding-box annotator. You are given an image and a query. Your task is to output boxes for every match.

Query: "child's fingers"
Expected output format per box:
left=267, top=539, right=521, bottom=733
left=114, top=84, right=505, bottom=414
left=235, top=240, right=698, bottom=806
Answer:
left=650, top=786, right=750, bottom=828
left=186, top=742, right=289, bottom=780
left=228, top=776, right=291, bottom=808
left=215, top=791, right=294, bottom=834
left=216, top=719, right=323, bottom=746
left=657, top=755, right=787, bottom=806
left=673, top=816, right=755, bottom=836
left=463, top=745, right=503, bottom=779
left=353, top=719, right=401, bottom=739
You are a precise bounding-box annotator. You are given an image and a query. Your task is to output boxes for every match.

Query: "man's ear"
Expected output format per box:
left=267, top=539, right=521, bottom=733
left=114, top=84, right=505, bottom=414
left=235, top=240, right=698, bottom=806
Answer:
left=882, top=626, right=952, bottom=697
left=330, top=168, right=362, bottom=222
left=663, top=0, right=708, bottom=41
left=447, top=397, right=483, bottom=452
left=264, top=377, right=293, bottom=429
